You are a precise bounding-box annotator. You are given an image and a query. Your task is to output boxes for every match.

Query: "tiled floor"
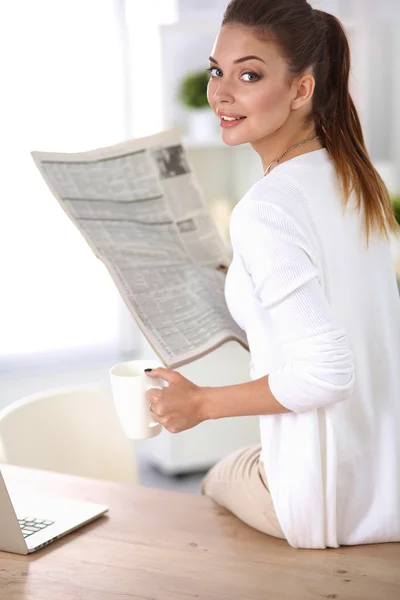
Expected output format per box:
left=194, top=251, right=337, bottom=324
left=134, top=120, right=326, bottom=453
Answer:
left=0, top=350, right=207, bottom=494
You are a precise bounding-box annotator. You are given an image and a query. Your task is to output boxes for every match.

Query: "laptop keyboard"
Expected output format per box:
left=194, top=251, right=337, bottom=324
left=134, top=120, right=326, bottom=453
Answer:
left=18, top=517, right=55, bottom=538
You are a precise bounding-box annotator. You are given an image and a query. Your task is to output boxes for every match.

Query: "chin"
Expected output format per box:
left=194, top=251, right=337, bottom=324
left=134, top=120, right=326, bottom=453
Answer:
left=220, top=131, right=250, bottom=147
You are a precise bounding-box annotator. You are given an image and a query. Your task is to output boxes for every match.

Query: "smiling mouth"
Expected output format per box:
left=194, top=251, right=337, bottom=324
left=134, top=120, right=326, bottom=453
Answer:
left=219, top=115, right=247, bottom=129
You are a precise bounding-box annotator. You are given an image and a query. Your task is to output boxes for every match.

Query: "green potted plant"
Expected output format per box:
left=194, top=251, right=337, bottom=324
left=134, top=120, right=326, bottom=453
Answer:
left=178, top=70, right=217, bottom=142
left=391, top=195, right=400, bottom=227
left=390, top=195, right=400, bottom=279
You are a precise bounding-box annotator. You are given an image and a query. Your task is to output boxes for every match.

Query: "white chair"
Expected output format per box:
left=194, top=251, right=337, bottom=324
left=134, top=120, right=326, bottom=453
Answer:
left=0, top=385, right=137, bottom=484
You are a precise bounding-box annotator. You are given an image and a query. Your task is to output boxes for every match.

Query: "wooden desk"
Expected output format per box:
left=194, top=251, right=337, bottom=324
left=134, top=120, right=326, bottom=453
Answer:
left=1, top=465, right=399, bottom=600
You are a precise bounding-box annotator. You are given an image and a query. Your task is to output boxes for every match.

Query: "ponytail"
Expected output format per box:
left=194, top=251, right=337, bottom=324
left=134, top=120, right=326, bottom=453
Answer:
left=222, top=0, right=398, bottom=244
left=313, top=10, right=398, bottom=243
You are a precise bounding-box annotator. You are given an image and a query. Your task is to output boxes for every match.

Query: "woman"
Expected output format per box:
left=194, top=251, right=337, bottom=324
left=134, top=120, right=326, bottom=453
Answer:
left=145, top=0, right=400, bottom=549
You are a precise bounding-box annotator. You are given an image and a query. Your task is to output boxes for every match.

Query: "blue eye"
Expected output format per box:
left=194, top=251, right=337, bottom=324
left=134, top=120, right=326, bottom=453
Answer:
left=206, top=67, right=222, bottom=78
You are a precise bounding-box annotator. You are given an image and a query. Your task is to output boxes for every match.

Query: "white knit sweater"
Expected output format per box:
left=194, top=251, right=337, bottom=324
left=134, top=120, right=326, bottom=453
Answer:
left=225, top=148, right=400, bottom=549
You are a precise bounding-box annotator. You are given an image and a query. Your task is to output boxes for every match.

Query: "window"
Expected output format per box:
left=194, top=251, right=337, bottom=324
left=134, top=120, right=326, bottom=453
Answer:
left=0, top=0, right=128, bottom=359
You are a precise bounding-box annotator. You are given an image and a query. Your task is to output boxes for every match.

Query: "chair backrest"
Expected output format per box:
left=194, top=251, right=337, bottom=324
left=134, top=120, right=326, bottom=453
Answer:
left=0, top=385, right=137, bottom=484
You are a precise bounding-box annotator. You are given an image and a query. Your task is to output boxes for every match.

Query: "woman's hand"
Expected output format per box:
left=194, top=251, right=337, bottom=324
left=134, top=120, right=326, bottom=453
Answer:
left=144, top=368, right=207, bottom=433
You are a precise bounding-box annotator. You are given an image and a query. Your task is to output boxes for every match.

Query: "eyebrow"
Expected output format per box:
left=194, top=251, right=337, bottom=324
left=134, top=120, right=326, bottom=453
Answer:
left=209, top=55, right=267, bottom=65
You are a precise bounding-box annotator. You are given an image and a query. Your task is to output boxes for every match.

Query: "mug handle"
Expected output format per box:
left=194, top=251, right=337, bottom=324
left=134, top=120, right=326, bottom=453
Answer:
left=147, top=379, right=168, bottom=428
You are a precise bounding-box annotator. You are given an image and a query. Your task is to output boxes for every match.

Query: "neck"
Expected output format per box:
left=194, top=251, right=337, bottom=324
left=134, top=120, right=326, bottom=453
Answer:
left=252, top=128, right=323, bottom=174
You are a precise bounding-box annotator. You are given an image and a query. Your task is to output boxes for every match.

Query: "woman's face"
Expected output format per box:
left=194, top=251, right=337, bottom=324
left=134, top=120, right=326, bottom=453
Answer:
left=207, top=25, right=297, bottom=147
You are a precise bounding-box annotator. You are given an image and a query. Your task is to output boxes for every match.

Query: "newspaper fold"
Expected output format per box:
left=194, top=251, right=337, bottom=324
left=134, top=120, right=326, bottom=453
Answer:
left=31, top=129, right=249, bottom=368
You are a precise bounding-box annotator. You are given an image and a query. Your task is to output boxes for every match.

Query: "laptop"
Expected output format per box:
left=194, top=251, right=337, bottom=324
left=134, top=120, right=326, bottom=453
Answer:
left=0, top=470, right=108, bottom=554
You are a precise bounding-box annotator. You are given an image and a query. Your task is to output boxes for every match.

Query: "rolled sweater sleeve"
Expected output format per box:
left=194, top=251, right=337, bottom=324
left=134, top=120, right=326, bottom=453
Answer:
left=233, top=199, right=355, bottom=413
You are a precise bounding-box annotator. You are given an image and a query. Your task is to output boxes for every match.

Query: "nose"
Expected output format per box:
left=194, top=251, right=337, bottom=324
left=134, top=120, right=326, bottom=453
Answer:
left=212, top=79, right=235, bottom=104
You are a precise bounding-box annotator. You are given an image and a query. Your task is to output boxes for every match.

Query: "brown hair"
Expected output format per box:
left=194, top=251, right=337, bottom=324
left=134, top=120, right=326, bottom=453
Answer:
left=222, top=0, right=398, bottom=242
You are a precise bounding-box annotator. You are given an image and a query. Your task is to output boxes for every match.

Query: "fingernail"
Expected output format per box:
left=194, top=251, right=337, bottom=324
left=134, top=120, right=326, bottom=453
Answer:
left=144, top=368, right=152, bottom=372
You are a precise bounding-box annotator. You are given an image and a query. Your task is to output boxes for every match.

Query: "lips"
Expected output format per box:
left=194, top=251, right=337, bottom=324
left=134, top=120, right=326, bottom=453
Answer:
left=219, top=115, right=247, bottom=129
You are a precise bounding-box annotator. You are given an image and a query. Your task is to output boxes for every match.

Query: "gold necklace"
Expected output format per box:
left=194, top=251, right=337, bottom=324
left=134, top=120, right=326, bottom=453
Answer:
left=264, top=136, right=320, bottom=176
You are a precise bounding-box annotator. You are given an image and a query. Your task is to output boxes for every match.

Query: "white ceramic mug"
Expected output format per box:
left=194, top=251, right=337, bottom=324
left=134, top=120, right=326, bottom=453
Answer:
left=109, top=359, right=166, bottom=439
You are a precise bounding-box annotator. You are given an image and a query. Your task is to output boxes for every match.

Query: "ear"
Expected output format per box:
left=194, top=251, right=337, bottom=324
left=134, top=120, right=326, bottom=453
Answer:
left=290, top=73, right=315, bottom=110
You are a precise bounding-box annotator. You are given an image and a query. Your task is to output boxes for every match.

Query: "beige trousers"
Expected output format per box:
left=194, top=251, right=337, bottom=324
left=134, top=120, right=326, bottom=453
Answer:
left=200, top=444, right=285, bottom=539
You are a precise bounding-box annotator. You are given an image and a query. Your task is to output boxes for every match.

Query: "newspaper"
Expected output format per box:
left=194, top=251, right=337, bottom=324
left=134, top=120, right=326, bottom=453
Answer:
left=31, top=129, right=249, bottom=368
